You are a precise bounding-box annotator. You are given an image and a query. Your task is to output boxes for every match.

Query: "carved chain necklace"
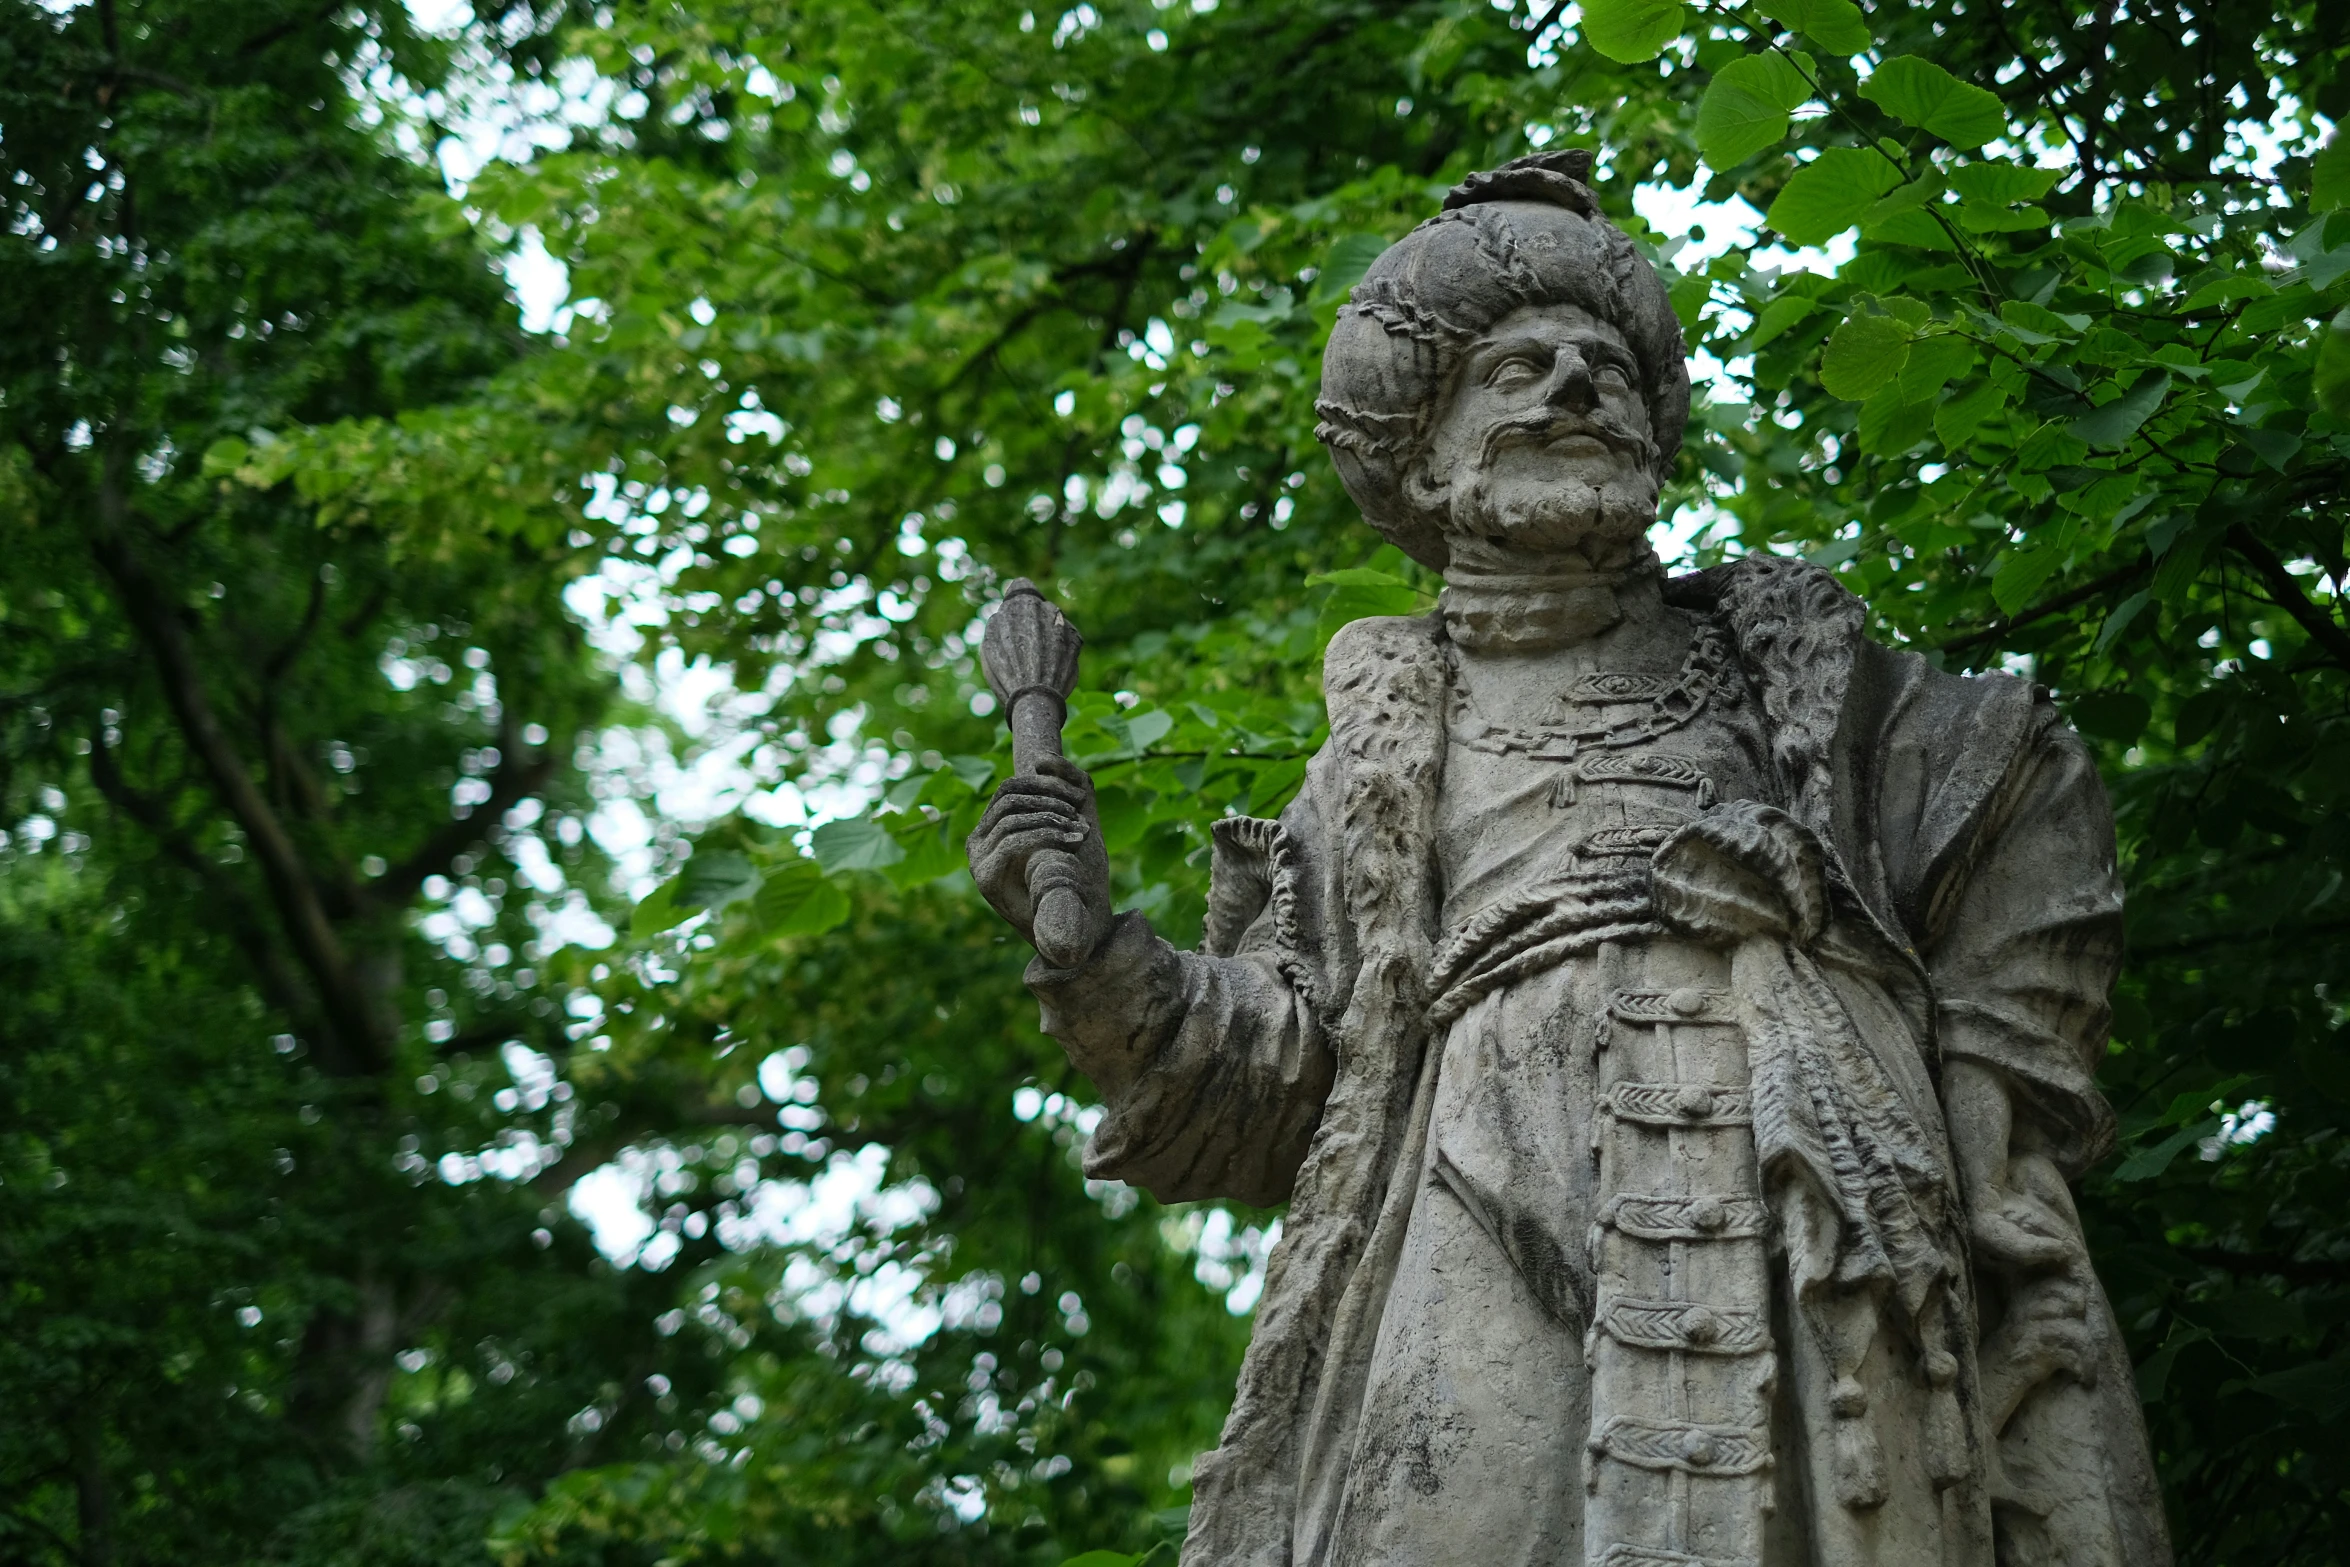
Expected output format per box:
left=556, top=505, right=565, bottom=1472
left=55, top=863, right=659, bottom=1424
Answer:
left=1447, top=621, right=1736, bottom=768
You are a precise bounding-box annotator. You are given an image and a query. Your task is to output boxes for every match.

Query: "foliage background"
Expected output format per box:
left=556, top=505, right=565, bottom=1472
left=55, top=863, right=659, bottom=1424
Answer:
left=6, top=0, right=2350, bottom=1561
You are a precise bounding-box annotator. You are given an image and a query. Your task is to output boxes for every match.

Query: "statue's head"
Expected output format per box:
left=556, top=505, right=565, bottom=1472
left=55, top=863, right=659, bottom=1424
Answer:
left=1315, top=151, right=1690, bottom=574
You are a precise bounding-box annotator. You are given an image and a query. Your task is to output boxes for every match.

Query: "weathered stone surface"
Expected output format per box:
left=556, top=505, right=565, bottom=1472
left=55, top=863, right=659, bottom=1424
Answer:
left=968, top=150, right=2170, bottom=1567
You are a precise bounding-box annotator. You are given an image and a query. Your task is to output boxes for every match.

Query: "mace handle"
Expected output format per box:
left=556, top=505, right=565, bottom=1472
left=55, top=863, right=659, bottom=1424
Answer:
left=980, top=580, right=1092, bottom=968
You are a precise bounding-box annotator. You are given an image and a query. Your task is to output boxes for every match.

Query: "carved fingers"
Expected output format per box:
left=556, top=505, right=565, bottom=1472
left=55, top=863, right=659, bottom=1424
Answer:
left=1969, top=1190, right=2087, bottom=1272
left=965, top=757, right=1112, bottom=953
left=1976, top=1273, right=2100, bottom=1432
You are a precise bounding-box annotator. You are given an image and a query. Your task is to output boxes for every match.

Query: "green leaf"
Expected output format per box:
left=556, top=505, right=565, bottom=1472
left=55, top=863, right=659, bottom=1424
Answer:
left=2181, top=274, right=2273, bottom=312
left=1933, top=379, right=2010, bottom=448
left=199, top=437, right=252, bottom=478
left=1955, top=203, right=2049, bottom=233
left=1058, top=1555, right=1147, bottom=1567
left=2234, top=425, right=2303, bottom=473
left=1747, top=292, right=1824, bottom=349
left=1970, top=301, right=2062, bottom=345
left=1755, top=0, right=1872, bottom=54
left=1859, top=176, right=1940, bottom=224
left=1308, top=566, right=1428, bottom=647
left=1860, top=55, right=2007, bottom=148
left=1897, top=334, right=1979, bottom=402
left=1879, top=294, right=1932, bottom=329
left=809, top=816, right=906, bottom=873
left=1580, top=0, right=1687, bottom=62
left=675, top=849, right=759, bottom=914
left=1668, top=268, right=1711, bottom=331
left=630, top=876, right=688, bottom=937
left=1862, top=207, right=1957, bottom=251
left=2112, top=1117, right=2219, bottom=1181
left=1313, top=233, right=1389, bottom=304
left=1857, top=382, right=1934, bottom=454
left=754, top=860, right=853, bottom=937
left=1305, top=567, right=1426, bottom=610
left=2316, top=134, right=2350, bottom=211
left=1948, top=161, right=2063, bottom=204
left=1121, top=708, right=1175, bottom=750
left=1696, top=52, right=1812, bottom=169
left=1766, top=148, right=1904, bottom=245
left=1819, top=310, right=1913, bottom=400
left=2058, top=470, right=2144, bottom=521
left=2069, top=370, right=2170, bottom=449
left=1991, top=542, right=2063, bottom=616
left=2093, top=588, right=2151, bottom=652
left=2314, top=308, right=2350, bottom=421
left=884, top=819, right=968, bottom=888
left=2174, top=689, right=2228, bottom=748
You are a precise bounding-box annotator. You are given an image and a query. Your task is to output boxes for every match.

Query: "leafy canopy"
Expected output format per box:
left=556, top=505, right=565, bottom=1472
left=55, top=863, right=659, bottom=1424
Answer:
left=12, top=0, right=2350, bottom=1562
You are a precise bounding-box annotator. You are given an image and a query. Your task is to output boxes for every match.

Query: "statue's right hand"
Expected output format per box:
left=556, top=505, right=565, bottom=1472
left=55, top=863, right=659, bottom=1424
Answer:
left=966, top=756, right=1112, bottom=953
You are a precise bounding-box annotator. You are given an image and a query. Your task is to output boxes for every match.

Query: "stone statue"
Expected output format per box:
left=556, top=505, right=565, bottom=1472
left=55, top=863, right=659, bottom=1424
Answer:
left=967, top=150, right=2171, bottom=1567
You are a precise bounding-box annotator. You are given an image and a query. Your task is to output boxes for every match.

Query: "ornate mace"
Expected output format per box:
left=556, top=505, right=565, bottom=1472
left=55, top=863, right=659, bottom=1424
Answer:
left=979, top=578, right=1092, bottom=968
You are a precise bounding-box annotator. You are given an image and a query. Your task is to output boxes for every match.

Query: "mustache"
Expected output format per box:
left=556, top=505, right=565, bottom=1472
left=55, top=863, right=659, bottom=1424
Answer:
left=1477, top=410, right=1652, bottom=469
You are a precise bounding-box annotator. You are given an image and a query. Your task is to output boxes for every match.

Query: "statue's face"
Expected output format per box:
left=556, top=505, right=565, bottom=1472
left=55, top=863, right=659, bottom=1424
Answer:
left=1413, top=301, right=1659, bottom=558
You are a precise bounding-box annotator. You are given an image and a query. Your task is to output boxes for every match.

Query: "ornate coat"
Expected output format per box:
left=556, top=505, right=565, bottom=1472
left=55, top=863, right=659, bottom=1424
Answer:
left=1030, top=556, right=2169, bottom=1566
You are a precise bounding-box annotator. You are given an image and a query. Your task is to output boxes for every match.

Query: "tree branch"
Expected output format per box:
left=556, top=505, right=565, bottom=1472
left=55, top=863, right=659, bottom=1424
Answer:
left=259, top=574, right=338, bottom=830
left=86, top=727, right=317, bottom=1029
left=87, top=454, right=384, bottom=1073
left=372, top=720, right=557, bottom=909
left=1937, top=559, right=2151, bottom=657
left=263, top=570, right=329, bottom=687
left=2227, top=524, right=2350, bottom=673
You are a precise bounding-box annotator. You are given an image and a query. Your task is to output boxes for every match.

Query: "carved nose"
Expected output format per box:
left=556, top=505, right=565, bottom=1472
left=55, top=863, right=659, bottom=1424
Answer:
left=1540, top=348, right=1597, bottom=411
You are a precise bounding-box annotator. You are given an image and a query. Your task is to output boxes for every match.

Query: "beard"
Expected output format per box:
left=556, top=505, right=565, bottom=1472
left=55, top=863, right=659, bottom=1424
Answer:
left=1448, top=460, right=1659, bottom=561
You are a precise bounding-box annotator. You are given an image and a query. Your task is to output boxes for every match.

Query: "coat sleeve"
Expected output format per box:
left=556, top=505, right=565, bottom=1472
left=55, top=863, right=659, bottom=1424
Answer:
left=1919, top=704, right=2123, bottom=1175
left=1024, top=762, right=1342, bottom=1208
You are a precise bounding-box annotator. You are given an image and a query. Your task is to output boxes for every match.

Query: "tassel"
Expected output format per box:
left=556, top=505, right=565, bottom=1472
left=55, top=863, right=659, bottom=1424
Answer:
left=1920, top=1336, right=1969, bottom=1489
left=1830, top=1376, right=1888, bottom=1510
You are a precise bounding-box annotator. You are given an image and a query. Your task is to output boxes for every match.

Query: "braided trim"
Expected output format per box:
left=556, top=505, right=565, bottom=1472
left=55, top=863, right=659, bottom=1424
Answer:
left=1311, top=399, right=1421, bottom=458
left=1204, top=815, right=1318, bottom=1011
left=1470, top=205, right=1547, bottom=310
left=1340, top=277, right=1480, bottom=349
left=1429, top=919, right=1664, bottom=1028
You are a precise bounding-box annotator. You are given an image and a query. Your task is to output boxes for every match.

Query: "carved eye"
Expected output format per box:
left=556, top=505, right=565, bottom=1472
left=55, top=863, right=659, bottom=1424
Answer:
left=1487, top=354, right=1546, bottom=390
left=1594, top=362, right=1632, bottom=393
